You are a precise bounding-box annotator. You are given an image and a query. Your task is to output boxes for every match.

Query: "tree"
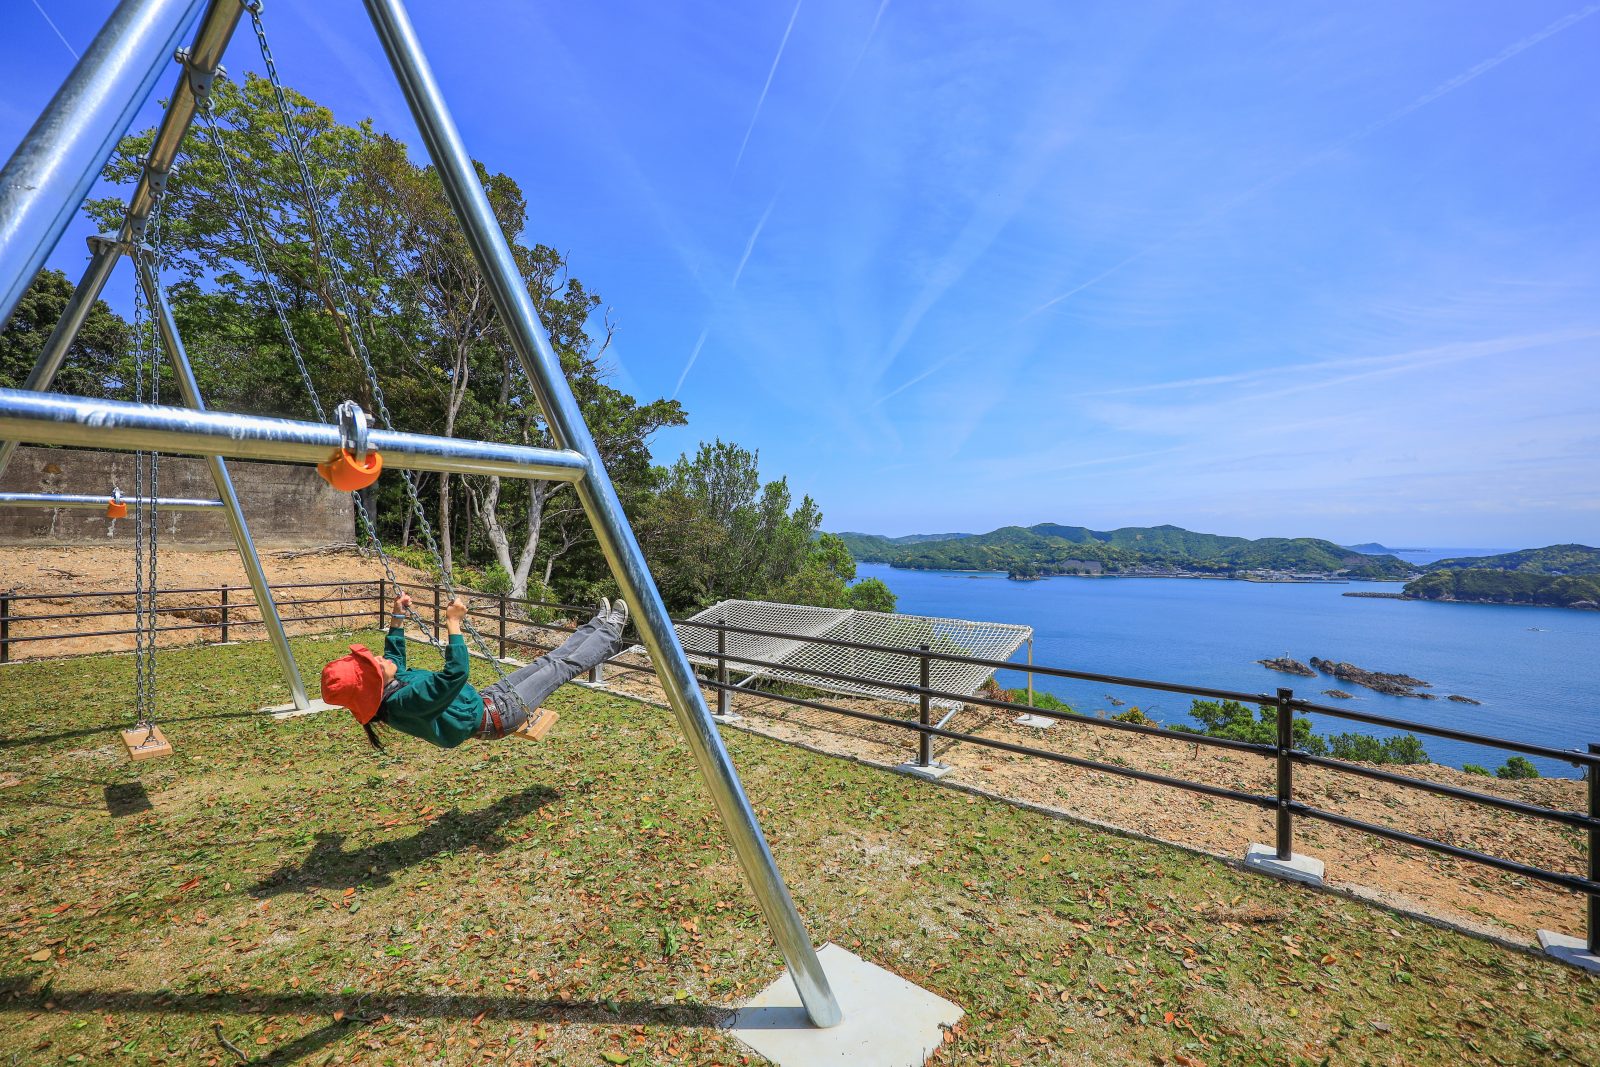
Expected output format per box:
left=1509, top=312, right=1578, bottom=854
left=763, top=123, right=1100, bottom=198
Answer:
left=638, top=441, right=825, bottom=611
left=1177, top=699, right=1326, bottom=756
left=847, top=577, right=897, bottom=613
left=83, top=75, right=685, bottom=597
left=1496, top=756, right=1540, bottom=780
left=1, top=269, right=128, bottom=397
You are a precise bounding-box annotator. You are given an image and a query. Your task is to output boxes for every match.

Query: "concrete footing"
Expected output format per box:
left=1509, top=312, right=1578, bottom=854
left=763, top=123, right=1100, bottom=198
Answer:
left=1538, top=929, right=1600, bottom=974
left=895, top=760, right=954, bottom=781
left=1014, top=713, right=1055, bottom=729
left=710, top=711, right=744, bottom=725
left=724, top=943, right=962, bottom=1066
left=1244, top=843, right=1325, bottom=887
left=264, top=698, right=336, bottom=720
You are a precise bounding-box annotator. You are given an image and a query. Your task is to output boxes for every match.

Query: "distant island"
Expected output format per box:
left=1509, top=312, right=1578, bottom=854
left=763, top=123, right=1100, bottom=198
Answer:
left=836, top=523, right=1417, bottom=581
left=837, top=525, right=1600, bottom=609
left=1397, top=545, right=1600, bottom=609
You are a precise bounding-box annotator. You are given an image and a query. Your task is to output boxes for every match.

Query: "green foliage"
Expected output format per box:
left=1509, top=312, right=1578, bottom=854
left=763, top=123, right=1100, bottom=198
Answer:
left=637, top=441, right=834, bottom=612
left=1111, top=707, right=1155, bottom=726
left=1326, top=732, right=1430, bottom=765
left=839, top=523, right=1417, bottom=579
left=1403, top=569, right=1600, bottom=609
left=1495, top=756, right=1540, bottom=780
left=1425, top=544, right=1600, bottom=577
left=846, top=577, right=897, bottom=613
left=1, top=268, right=128, bottom=398
left=1175, top=700, right=1431, bottom=765
left=1462, top=764, right=1491, bottom=776
left=1174, top=699, right=1327, bottom=756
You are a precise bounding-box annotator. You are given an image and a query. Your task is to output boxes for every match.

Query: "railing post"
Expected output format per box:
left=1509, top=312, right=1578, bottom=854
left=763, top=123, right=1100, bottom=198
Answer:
left=1027, top=637, right=1035, bottom=708
left=219, top=584, right=229, bottom=644
left=918, top=643, right=933, bottom=768
left=716, top=623, right=731, bottom=718
left=376, top=576, right=386, bottom=629
left=0, top=590, right=11, bottom=664
left=1589, top=743, right=1599, bottom=953
left=498, top=594, right=507, bottom=659
left=1276, top=687, right=1294, bottom=861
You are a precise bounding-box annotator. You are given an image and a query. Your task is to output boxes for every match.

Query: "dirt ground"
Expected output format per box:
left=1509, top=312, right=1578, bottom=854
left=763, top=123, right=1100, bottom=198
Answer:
left=0, top=544, right=430, bottom=661
left=591, top=656, right=1592, bottom=948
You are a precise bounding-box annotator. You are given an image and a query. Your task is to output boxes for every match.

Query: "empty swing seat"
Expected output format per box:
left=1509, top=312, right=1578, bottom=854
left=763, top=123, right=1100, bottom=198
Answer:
left=120, top=725, right=172, bottom=761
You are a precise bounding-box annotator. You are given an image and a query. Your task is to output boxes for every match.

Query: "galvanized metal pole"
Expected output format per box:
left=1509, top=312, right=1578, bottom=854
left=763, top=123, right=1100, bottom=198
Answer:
left=364, top=0, right=841, bottom=1027
left=0, top=0, right=206, bottom=325
left=0, top=492, right=222, bottom=510
left=1276, top=687, right=1295, bottom=861
left=135, top=255, right=312, bottom=711
left=0, top=237, right=124, bottom=481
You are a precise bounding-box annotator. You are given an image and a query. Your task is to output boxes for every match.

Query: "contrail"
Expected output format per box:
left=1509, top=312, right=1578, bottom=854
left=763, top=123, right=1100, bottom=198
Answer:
left=30, top=0, right=79, bottom=59
left=734, top=0, right=805, bottom=170
left=1028, top=2, right=1600, bottom=318
left=731, top=197, right=777, bottom=287
left=672, top=328, right=711, bottom=400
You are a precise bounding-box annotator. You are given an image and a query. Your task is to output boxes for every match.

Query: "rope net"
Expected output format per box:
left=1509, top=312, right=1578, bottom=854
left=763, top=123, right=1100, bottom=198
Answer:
left=675, top=600, right=1032, bottom=712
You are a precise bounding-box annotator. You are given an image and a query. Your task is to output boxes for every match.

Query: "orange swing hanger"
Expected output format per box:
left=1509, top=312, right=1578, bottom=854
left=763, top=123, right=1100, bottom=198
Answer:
left=106, top=489, right=128, bottom=519
left=316, top=400, right=383, bottom=492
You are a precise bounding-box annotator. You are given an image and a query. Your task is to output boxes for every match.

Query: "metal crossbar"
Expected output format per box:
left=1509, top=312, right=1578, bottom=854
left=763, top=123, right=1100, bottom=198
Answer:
left=0, top=492, right=223, bottom=511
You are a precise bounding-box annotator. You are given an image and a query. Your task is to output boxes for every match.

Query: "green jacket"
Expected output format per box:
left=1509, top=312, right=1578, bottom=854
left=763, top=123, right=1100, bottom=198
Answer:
left=377, top=627, right=483, bottom=749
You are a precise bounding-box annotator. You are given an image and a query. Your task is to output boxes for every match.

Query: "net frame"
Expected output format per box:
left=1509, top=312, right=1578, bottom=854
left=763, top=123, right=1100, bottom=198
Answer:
left=675, top=600, right=1033, bottom=712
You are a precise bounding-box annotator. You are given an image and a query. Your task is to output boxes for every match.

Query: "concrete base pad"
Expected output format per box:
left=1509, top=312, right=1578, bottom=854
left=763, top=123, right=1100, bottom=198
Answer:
left=710, top=712, right=744, bottom=725
left=1538, top=929, right=1600, bottom=974
left=1014, top=713, right=1055, bottom=729
left=895, top=760, right=954, bottom=781
left=725, top=943, right=961, bottom=1066
left=1244, top=843, right=1325, bottom=887
left=264, top=698, right=337, bottom=720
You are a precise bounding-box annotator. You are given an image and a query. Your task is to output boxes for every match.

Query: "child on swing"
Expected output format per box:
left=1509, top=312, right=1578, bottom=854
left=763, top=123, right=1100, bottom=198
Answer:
left=320, top=592, right=629, bottom=750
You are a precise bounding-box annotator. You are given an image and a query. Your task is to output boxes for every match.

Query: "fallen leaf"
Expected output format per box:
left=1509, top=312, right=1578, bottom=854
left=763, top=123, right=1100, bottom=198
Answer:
left=28, top=949, right=51, bottom=962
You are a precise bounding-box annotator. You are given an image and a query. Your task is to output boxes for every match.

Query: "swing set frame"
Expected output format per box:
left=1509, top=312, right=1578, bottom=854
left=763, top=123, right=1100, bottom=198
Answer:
left=0, top=0, right=841, bottom=1028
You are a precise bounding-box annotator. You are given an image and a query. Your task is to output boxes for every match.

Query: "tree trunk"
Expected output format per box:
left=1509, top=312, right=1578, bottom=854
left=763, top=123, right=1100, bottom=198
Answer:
left=438, top=471, right=453, bottom=577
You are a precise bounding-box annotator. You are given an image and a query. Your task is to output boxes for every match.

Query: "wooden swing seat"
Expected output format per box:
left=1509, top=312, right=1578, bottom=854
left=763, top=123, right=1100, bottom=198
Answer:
left=510, top=708, right=558, bottom=742
left=120, top=725, right=172, bottom=761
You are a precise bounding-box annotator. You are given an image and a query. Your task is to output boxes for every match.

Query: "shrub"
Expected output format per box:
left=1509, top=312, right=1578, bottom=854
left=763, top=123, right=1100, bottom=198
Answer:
left=1111, top=707, right=1154, bottom=726
left=1462, top=764, right=1491, bottom=776
left=1496, top=756, right=1540, bottom=780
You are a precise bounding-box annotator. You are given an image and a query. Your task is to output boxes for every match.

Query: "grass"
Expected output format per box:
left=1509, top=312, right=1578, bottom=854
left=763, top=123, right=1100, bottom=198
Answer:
left=0, top=632, right=1595, bottom=1066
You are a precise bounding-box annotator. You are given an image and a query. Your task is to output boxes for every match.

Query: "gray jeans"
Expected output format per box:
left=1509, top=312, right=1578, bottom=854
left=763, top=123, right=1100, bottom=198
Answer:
left=478, top=611, right=625, bottom=738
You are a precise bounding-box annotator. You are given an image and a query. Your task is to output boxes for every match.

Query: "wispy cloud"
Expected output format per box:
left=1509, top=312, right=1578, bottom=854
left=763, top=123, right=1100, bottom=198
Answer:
left=1027, top=2, right=1600, bottom=318
left=730, top=196, right=777, bottom=287
left=672, top=328, right=710, bottom=400
left=29, top=0, right=77, bottom=59
left=733, top=0, right=804, bottom=171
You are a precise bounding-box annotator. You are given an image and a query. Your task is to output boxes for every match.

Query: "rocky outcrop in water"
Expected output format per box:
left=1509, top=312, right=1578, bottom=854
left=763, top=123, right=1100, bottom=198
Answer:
left=1257, top=656, right=1315, bottom=677
left=1447, top=694, right=1482, bottom=705
left=1310, top=658, right=1431, bottom=698
left=1322, top=689, right=1353, bottom=699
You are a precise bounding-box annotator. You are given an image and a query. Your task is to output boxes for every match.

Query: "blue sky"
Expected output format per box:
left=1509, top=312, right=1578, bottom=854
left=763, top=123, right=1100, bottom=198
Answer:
left=5, top=1, right=1598, bottom=547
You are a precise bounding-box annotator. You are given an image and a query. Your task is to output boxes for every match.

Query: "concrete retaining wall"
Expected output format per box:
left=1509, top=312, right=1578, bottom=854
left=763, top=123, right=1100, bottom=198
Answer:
left=0, top=446, right=354, bottom=549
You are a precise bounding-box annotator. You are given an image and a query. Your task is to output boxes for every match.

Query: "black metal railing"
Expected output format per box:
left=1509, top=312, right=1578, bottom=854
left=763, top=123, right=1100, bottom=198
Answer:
left=1, top=577, right=1594, bottom=952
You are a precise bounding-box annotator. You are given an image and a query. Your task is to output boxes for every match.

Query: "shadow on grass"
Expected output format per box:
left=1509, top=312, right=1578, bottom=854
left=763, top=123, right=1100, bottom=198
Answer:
left=0, top=976, right=724, bottom=1065
left=250, top=785, right=561, bottom=897
left=0, top=709, right=266, bottom=751
left=104, top=781, right=153, bottom=817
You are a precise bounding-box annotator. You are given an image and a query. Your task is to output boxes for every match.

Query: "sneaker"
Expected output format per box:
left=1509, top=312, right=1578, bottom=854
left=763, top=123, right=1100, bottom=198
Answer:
left=597, top=597, right=610, bottom=620
left=608, top=599, right=629, bottom=629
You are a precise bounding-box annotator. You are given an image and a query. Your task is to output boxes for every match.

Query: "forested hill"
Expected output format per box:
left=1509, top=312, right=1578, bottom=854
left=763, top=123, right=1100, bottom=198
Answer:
left=1396, top=544, right=1600, bottom=609
left=836, top=524, right=1416, bottom=580
left=1424, top=544, right=1600, bottom=576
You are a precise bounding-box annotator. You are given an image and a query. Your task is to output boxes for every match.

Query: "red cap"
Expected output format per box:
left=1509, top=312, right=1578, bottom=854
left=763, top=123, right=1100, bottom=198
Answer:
left=321, top=644, right=386, bottom=724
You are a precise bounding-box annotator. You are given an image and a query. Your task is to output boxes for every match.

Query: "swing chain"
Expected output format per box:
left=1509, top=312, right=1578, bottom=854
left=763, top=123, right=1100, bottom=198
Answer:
left=247, top=6, right=518, bottom=683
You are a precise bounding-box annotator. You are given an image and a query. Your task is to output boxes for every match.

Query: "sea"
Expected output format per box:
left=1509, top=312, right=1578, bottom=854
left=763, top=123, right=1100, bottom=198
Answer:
left=857, top=551, right=1597, bottom=778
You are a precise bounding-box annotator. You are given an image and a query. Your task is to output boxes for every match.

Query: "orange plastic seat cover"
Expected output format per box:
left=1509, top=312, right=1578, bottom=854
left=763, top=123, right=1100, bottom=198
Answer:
left=317, top=449, right=383, bottom=492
